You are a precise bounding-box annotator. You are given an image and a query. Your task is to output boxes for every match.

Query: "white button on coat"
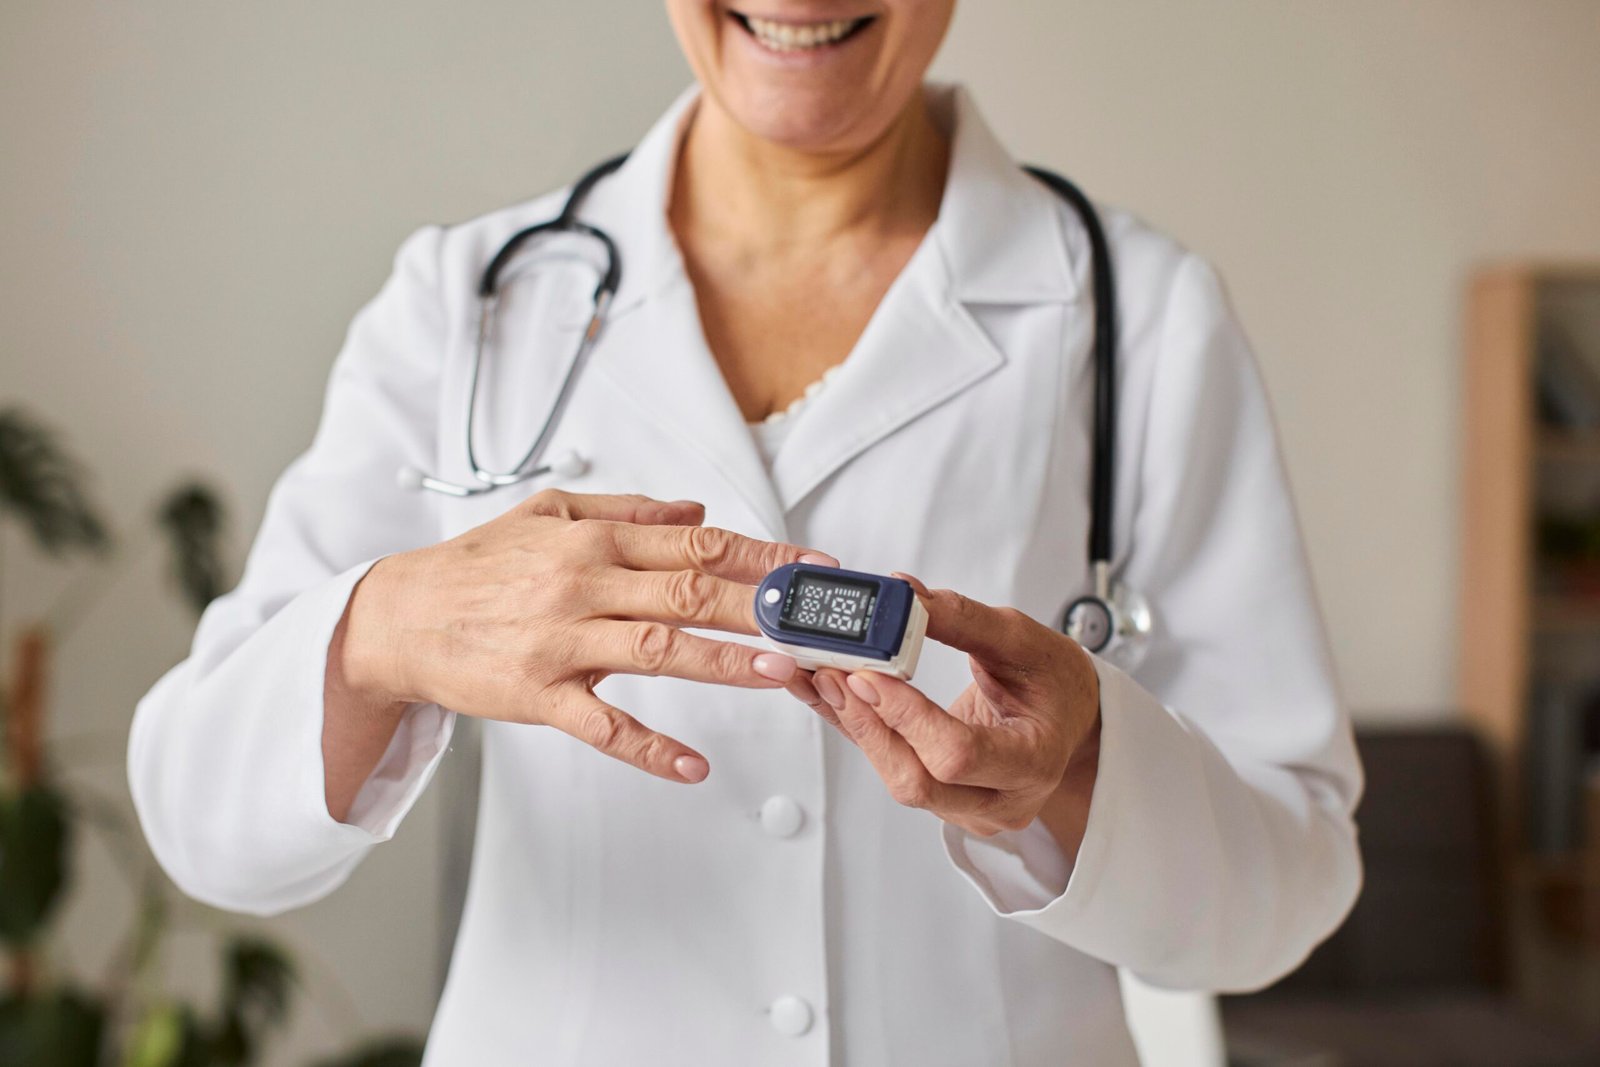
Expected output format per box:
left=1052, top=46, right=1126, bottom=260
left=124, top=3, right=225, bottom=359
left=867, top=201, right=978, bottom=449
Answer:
left=768, top=995, right=814, bottom=1037
left=759, top=795, right=805, bottom=839
left=128, top=81, right=1361, bottom=1067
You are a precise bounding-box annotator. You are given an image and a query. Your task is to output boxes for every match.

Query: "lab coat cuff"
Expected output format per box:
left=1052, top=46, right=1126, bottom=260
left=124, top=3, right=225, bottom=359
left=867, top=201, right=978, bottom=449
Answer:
left=293, top=559, right=453, bottom=846
left=342, top=702, right=455, bottom=837
left=941, top=817, right=1074, bottom=913
left=942, top=654, right=1191, bottom=952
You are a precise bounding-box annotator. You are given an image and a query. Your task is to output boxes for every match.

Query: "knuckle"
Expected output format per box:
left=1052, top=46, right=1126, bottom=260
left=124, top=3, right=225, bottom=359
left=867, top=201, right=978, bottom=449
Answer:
left=525, top=488, right=574, bottom=518
left=562, top=516, right=605, bottom=548
left=628, top=622, right=678, bottom=675
left=663, top=569, right=715, bottom=620
left=707, top=639, right=749, bottom=681
left=929, top=742, right=974, bottom=783
left=683, top=525, right=733, bottom=569
left=889, top=772, right=933, bottom=809
left=630, top=729, right=672, bottom=771
left=577, top=704, right=623, bottom=753
left=573, top=518, right=618, bottom=557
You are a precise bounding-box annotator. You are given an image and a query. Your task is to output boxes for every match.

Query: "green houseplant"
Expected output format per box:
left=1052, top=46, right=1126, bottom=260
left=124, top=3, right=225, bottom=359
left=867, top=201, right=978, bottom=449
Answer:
left=0, top=407, right=424, bottom=1067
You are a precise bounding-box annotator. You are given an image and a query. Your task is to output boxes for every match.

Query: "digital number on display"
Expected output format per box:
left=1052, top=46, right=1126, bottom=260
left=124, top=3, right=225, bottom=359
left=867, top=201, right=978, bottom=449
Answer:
left=780, top=574, right=877, bottom=643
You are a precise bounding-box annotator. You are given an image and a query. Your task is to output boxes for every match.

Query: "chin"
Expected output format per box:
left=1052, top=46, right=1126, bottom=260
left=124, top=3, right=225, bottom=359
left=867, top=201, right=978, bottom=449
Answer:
left=723, top=86, right=885, bottom=154
left=665, top=0, right=954, bottom=157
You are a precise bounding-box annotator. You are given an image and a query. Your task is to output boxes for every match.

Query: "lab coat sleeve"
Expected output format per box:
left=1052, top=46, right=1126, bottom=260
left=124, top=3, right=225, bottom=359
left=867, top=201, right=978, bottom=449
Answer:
left=944, top=252, right=1363, bottom=992
left=128, top=225, right=456, bottom=917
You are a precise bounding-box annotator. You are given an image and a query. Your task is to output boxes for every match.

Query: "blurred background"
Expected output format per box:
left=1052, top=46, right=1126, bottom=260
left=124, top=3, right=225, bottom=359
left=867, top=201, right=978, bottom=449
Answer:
left=3, top=2, right=1600, bottom=1065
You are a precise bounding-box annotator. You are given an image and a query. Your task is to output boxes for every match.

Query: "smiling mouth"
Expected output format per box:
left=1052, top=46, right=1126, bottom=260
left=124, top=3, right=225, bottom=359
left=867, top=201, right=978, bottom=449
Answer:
left=729, top=10, right=876, bottom=53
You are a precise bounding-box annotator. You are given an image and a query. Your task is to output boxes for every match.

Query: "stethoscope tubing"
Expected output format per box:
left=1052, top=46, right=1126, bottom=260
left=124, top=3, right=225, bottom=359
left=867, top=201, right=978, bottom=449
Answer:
left=404, top=154, right=1131, bottom=649
left=1021, top=166, right=1118, bottom=590
left=410, top=155, right=628, bottom=496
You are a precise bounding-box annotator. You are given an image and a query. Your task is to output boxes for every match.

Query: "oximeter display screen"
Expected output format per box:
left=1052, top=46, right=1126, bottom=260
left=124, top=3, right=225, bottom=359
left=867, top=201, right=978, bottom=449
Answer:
left=780, top=572, right=877, bottom=643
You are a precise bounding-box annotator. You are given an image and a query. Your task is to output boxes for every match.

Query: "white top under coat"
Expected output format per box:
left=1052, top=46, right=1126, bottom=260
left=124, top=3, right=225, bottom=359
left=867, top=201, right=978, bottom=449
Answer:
left=128, top=83, right=1362, bottom=1067
left=749, top=364, right=843, bottom=467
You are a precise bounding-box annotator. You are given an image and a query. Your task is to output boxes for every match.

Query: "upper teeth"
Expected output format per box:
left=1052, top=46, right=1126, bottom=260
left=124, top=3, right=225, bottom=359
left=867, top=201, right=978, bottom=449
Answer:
left=745, top=16, right=861, bottom=52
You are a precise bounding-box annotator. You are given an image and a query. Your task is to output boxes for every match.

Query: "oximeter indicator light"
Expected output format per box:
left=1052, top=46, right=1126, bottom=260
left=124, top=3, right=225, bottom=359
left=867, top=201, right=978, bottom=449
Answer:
left=754, top=563, right=927, bottom=681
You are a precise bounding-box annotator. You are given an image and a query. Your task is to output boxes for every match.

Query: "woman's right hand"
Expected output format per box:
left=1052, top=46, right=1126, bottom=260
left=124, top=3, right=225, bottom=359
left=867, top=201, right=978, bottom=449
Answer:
left=326, top=489, right=835, bottom=808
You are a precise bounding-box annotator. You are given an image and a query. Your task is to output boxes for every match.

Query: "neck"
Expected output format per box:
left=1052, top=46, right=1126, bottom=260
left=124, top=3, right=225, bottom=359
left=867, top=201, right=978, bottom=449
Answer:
left=669, top=89, right=950, bottom=254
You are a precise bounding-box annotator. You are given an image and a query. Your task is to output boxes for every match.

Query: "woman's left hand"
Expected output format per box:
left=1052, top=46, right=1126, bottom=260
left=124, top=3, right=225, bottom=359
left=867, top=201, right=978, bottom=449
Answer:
left=792, top=575, right=1102, bottom=844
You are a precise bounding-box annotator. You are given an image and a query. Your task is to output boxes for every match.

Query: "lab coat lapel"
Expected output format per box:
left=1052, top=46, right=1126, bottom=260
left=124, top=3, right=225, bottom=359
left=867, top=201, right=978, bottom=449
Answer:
left=769, top=85, right=1083, bottom=512
left=767, top=246, right=1004, bottom=510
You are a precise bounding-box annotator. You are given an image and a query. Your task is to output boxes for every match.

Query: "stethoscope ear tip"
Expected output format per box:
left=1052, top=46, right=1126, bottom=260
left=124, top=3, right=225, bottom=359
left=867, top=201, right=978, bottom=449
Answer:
left=396, top=465, right=427, bottom=493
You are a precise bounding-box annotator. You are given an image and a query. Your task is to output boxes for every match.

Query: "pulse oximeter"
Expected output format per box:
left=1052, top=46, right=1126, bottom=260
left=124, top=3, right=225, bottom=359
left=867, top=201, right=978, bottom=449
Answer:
left=754, top=563, right=928, bottom=680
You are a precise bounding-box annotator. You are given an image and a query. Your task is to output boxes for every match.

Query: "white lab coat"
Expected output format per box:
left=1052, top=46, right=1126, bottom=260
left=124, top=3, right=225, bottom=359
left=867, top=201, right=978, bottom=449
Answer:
left=129, top=84, right=1361, bottom=1066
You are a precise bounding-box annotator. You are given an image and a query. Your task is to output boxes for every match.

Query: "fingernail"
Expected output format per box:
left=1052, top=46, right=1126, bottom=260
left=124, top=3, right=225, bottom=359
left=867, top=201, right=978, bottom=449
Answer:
left=813, top=672, right=845, bottom=711
left=753, top=652, right=797, bottom=682
left=789, top=675, right=823, bottom=707
left=846, top=673, right=881, bottom=705
left=800, top=551, right=840, bottom=567
left=674, top=755, right=709, bottom=783
left=891, top=571, right=928, bottom=594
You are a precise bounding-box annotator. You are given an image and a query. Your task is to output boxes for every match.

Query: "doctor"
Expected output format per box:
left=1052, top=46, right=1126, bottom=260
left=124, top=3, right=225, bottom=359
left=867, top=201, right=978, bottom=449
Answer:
left=130, top=1, right=1362, bottom=1064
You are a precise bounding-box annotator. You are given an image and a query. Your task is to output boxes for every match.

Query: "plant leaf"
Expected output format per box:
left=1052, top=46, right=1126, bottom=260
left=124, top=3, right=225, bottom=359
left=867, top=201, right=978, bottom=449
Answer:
left=125, top=1002, right=193, bottom=1067
left=156, top=482, right=228, bottom=617
left=0, top=408, right=110, bottom=557
left=219, top=936, right=294, bottom=1038
left=0, top=986, right=105, bottom=1067
left=0, top=784, right=71, bottom=947
left=309, top=1037, right=426, bottom=1067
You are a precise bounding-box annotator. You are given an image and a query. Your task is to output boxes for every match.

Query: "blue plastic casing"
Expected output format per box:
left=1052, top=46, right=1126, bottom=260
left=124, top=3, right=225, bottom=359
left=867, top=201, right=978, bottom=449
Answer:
left=754, top=563, right=915, bottom=662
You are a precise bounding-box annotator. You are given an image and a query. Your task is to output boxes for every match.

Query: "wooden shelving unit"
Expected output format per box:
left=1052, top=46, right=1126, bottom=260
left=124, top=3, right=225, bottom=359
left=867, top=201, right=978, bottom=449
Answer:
left=1461, top=266, right=1539, bottom=765
left=1461, top=264, right=1600, bottom=977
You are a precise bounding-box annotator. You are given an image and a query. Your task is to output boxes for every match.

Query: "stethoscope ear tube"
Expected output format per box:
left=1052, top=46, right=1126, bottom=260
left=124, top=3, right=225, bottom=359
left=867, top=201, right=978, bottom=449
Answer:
left=1022, top=166, right=1118, bottom=571
left=477, top=152, right=630, bottom=298
left=407, top=153, right=631, bottom=499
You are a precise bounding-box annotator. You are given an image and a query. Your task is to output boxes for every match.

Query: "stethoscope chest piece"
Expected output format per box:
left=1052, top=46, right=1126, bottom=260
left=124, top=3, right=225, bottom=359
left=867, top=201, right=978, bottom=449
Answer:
left=1064, top=579, right=1152, bottom=670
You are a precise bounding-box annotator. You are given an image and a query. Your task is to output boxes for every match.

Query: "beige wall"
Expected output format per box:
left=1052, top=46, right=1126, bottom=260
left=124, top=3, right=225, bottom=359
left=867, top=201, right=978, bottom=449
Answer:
left=4, top=2, right=1599, bottom=1062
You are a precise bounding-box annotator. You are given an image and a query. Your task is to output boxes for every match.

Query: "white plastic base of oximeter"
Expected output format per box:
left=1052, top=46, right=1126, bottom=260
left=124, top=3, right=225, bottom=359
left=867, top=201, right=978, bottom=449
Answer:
left=767, top=599, right=928, bottom=681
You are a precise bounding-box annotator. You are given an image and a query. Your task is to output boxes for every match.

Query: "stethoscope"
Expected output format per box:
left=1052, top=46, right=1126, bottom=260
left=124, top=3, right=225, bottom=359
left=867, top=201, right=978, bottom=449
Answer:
left=399, top=154, right=1152, bottom=663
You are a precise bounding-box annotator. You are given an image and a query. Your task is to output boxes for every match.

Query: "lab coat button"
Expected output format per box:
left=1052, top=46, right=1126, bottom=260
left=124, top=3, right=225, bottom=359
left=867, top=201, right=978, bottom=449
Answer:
left=760, top=795, right=804, bottom=838
left=768, top=995, right=814, bottom=1037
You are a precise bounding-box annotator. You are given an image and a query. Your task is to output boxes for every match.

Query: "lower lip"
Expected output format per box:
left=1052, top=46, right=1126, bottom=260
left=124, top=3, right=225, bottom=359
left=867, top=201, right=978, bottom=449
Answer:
left=729, top=16, right=875, bottom=68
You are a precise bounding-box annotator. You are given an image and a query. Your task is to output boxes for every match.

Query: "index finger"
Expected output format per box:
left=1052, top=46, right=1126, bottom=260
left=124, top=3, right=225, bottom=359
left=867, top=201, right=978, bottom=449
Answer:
left=522, top=488, right=706, bottom=526
left=608, top=522, right=838, bottom=583
left=853, top=672, right=1031, bottom=789
left=894, top=573, right=1027, bottom=663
